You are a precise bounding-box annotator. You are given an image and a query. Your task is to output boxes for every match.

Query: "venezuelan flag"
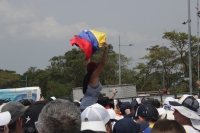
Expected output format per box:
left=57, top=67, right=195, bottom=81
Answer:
left=70, top=30, right=106, bottom=60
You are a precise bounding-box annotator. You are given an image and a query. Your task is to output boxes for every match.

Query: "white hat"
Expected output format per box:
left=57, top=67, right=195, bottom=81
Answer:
left=50, top=96, right=56, bottom=100
left=157, top=108, right=165, bottom=116
left=136, top=98, right=141, bottom=104
left=81, top=103, right=110, bottom=125
left=81, top=121, right=106, bottom=132
left=190, top=119, right=200, bottom=131
left=107, top=109, right=116, bottom=119
left=164, top=97, right=178, bottom=105
left=0, top=111, right=11, bottom=126
left=114, top=100, right=118, bottom=106
left=169, top=95, right=200, bottom=130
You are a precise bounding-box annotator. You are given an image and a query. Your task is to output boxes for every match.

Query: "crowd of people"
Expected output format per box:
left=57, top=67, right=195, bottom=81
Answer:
left=1, top=93, right=200, bottom=133
left=1, top=42, right=200, bottom=133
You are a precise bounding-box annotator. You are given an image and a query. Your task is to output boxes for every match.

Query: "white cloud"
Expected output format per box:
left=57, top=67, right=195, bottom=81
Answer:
left=0, top=0, right=160, bottom=47
left=94, top=27, right=120, bottom=37
left=125, top=31, right=161, bottom=45
left=0, top=0, right=37, bottom=24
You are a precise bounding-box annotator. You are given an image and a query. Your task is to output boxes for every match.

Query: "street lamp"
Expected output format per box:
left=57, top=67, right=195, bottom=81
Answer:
left=119, top=35, right=134, bottom=85
left=182, top=0, right=192, bottom=94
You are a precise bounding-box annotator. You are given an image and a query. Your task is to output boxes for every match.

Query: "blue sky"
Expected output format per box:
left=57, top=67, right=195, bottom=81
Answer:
left=0, top=0, right=198, bottom=74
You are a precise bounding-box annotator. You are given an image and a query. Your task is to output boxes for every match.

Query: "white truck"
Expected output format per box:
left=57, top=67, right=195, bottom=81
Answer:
left=0, top=87, right=41, bottom=102
left=72, top=84, right=137, bottom=101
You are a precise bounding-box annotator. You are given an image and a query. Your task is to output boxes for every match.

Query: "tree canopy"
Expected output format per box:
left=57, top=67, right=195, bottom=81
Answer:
left=1, top=30, right=200, bottom=98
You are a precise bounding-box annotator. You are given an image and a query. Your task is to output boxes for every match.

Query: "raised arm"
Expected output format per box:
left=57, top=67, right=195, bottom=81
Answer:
left=86, top=58, right=90, bottom=66
left=92, top=42, right=108, bottom=78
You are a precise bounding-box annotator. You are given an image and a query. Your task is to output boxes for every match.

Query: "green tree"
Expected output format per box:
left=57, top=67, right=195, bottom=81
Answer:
left=0, top=69, right=20, bottom=88
left=162, top=30, right=198, bottom=90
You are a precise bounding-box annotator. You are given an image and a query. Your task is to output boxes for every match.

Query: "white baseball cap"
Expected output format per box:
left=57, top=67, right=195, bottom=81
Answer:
left=81, top=121, right=106, bottom=132
left=164, top=97, right=178, bottom=105
left=81, top=103, right=111, bottom=124
left=107, top=109, right=116, bottom=119
left=0, top=111, right=11, bottom=126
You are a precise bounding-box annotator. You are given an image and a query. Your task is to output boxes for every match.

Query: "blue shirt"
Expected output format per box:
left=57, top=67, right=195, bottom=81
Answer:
left=80, top=82, right=102, bottom=109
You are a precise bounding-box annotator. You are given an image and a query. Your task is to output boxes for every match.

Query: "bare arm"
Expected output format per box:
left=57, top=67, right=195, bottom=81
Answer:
left=91, top=42, right=108, bottom=78
left=109, top=89, right=118, bottom=99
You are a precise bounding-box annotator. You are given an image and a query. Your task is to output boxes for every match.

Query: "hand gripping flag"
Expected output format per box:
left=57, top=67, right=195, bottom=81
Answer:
left=70, top=30, right=106, bottom=60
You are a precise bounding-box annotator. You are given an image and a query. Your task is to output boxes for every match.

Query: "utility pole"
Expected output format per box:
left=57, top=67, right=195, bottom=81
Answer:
left=188, top=0, right=193, bottom=94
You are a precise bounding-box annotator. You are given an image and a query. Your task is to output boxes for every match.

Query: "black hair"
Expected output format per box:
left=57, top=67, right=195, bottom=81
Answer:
left=9, top=115, right=23, bottom=131
left=83, top=71, right=93, bottom=94
left=73, top=101, right=80, bottom=107
left=154, top=99, right=161, bottom=108
left=19, top=99, right=34, bottom=106
left=116, top=99, right=122, bottom=108
left=8, top=121, right=17, bottom=131
left=97, top=97, right=110, bottom=107
left=143, top=99, right=160, bottom=108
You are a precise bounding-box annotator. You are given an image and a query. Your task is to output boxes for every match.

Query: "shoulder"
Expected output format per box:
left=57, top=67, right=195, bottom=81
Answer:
left=143, top=127, right=152, bottom=133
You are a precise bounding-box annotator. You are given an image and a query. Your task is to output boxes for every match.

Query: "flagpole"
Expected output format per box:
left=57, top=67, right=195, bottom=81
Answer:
left=188, top=0, right=193, bottom=94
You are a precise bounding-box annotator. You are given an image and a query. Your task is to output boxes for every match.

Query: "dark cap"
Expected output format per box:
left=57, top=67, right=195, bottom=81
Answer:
left=87, top=62, right=100, bottom=72
left=22, top=100, right=49, bottom=132
left=113, top=118, right=149, bottom=133
left=135, top=104, right=159, bottom=120
left=120, top=102, right=132, bottom=115
left=1, top=101, right=26, bottom=122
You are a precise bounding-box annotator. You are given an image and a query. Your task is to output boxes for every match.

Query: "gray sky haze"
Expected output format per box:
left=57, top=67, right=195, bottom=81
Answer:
left=0, top=0, right=198, bottom=74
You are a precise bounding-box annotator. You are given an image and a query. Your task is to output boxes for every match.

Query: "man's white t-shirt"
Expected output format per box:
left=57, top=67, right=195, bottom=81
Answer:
left=183, top=125, right=200, bottom=133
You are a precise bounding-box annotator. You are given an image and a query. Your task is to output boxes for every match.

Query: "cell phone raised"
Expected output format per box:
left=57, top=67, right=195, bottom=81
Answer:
left=0, top=126, right=5, bottom=132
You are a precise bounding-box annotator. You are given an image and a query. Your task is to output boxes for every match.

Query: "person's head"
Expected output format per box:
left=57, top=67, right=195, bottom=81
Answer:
left=113, top=99, right=122, bottom=114
left=131, top=98, right=141, bottom=111
left=143, top=99, right=160, bottom=108
left=87, top=62, right=100, bottom=73
left=81, top=121, right=106, bottom=133
left=1, top=101, right=26, bottom=133
left=76, top=130, right=98, bottom=133
left=58, top=96, right=73, bottom=102
left=74, top=101, right=81, bottom=110
left=19, top=99, right=34, bottom=107
left=135, top=104, right=159, bottom=124
left=97, top=97, right=110, bottom=108
left=119, top=102, right=132, bottom=116
left=151, top=119, right=186, bottom=133
left=0, top=111, right=11, bottom=126
left=169, top=94, right=200, bottom=130
left=37, top=99, right=81, bottom=133
left=113, top=118, right=149, bottom=133
left=81, top=103, right=111, bottom=133
left=0, top=111, right=11, bottom=133
left=22, top=100, right=49, bottom=133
